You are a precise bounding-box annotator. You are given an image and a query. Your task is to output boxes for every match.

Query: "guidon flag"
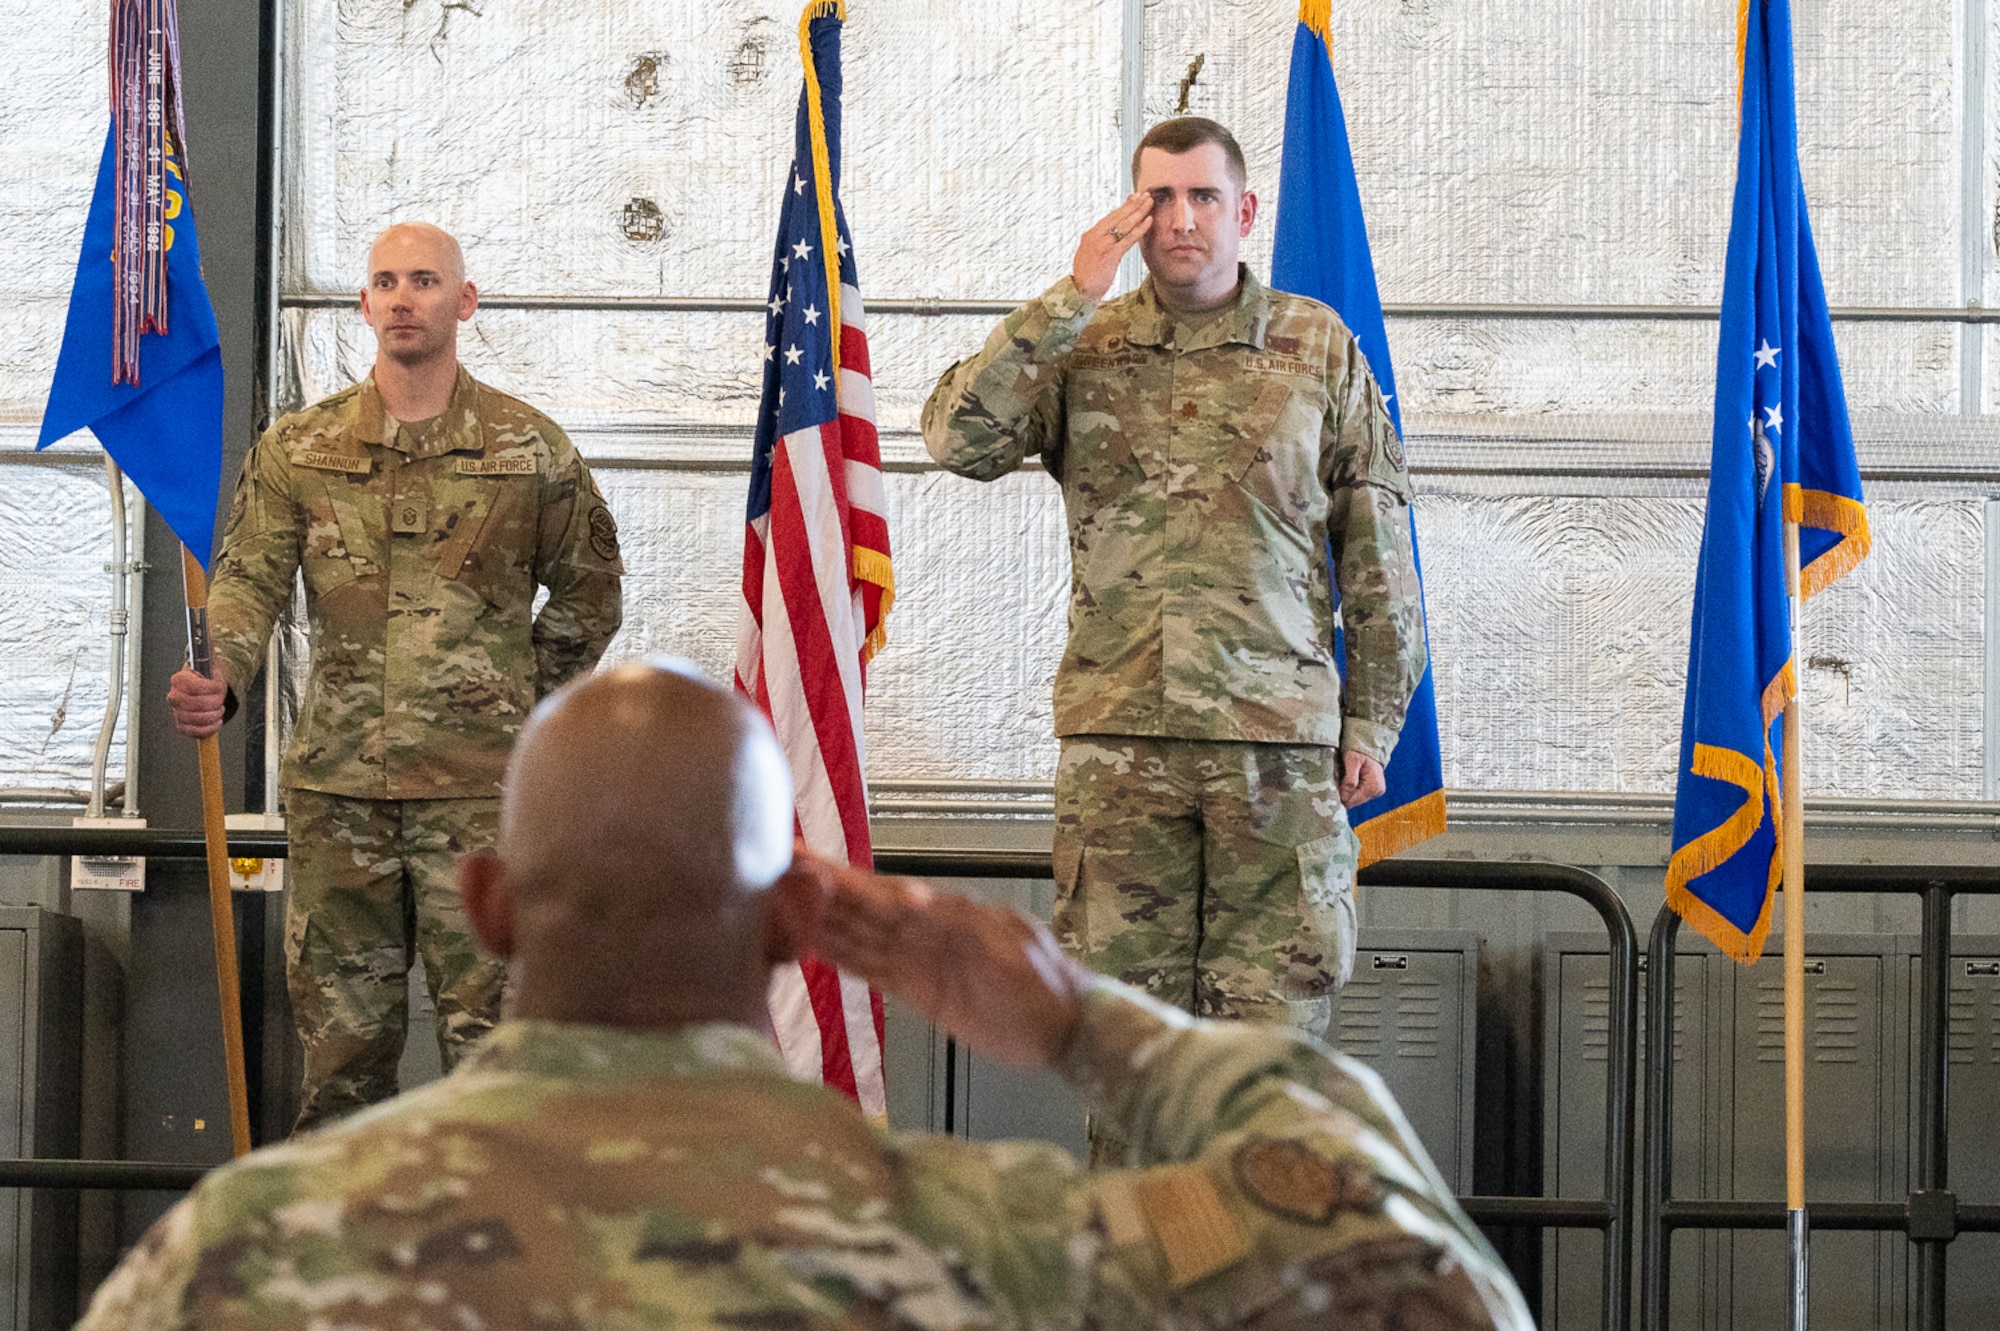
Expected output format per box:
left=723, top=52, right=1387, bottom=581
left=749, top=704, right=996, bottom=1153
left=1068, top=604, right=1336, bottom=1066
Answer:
left=40, top=0, right=224, bottom=565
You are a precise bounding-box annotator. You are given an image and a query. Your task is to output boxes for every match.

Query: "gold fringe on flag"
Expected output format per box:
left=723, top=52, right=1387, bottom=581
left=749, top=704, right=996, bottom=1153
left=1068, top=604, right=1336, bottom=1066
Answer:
left=795, top=0, right=894, bottom=659
left=1663, top=653, right=1796, bottom=963
left=1354, top=788, right=1446, bottom=869
left=1736, top=0, right=1751, bottom=88
left=1783, top=484, right=1872, bottom=599
left=1298, top=0, right=1333, bottom=41
left=1664, top=743, right=1780, bottom=963
left=854, top=547, right=895, bottom=664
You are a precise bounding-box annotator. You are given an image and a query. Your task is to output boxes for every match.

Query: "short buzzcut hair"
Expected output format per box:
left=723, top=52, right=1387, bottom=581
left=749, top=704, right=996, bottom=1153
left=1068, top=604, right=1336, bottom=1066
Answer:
left=1131, top=117, right=1248, bottom=193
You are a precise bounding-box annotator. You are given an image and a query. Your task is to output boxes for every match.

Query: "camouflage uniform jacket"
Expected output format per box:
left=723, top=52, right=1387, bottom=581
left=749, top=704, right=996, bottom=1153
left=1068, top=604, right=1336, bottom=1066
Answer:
left=77, top=980, right=1532, bottom=1331
left=208, top=367, right=624, bottom=799
left=922, top=268, right=1424, bottom=762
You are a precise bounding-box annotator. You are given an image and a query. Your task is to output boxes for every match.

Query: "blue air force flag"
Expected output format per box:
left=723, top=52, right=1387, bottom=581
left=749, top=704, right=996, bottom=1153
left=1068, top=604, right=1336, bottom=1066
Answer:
left=39, top=126, right=224, bottom=567
left=1668, top=0, right=1869, bottom=962
left=1271, top=0, right=1446, bottom=865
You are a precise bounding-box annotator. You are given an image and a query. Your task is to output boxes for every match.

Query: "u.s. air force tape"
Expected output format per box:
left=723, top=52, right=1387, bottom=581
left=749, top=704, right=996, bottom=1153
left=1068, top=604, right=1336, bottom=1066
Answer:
left=457, top=455, right=538, bottom=475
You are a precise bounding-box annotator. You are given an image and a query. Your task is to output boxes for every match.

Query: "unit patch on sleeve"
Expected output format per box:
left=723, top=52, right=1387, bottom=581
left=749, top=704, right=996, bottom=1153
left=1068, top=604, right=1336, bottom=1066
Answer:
left=1231, top=1137, right=1382, bottom=1226
left=588, top=505, right=620, bottom=561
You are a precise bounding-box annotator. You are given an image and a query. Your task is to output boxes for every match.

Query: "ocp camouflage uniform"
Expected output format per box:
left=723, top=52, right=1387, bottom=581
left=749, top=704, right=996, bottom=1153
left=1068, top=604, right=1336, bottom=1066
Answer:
left=209, top=367, right=623, bottom=1129
left=922, top=268, right=1425, bottom=1031
left=75, top=979, right=1533, bottom=1331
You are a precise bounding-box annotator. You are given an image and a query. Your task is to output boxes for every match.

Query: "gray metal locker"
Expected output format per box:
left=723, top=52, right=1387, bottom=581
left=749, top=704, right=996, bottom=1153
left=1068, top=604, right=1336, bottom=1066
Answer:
left=1330, top=930, right=1480, bottom=1193
left=1545, top=933, right=1732, bottom=1331
left=0, top=907, right=82, bottom=1331
left=1551, top=930, right=1963, bottom=1331
left=1726, top=942, right=1900, bottom=1331
left=1910, top=942, right=2000, bottom=1327
left=882, top=994, right=947, bottom=1135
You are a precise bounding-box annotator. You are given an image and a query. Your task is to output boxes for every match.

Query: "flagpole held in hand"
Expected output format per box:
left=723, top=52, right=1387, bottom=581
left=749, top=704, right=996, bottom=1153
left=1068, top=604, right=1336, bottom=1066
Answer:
left=180, top=546, right=253, bottom=1159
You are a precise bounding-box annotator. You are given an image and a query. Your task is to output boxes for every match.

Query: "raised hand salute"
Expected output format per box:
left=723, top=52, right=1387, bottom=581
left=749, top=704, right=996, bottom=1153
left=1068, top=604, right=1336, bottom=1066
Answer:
left=1070, top=191, right=1154, bottom=301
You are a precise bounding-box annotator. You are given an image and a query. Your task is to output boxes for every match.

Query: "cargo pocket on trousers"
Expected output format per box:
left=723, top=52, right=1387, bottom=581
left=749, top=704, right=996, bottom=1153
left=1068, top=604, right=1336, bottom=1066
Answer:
left=1051, top=836, right=1085, bottom=955
left=1296, top=824, right=1361, bottom=992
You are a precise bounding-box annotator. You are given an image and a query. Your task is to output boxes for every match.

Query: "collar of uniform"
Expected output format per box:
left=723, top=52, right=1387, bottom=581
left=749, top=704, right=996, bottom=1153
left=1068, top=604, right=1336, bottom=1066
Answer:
left=355, top=366, right=486, bottom=459
left=455, top=1018, right=795, bottom=1084
left=1124, top=265, right=1269, bottom=352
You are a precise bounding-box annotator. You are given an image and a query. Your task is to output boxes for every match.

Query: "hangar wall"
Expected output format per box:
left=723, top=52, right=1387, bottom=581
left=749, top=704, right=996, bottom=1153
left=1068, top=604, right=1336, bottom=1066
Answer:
left=6, top=0, right=1996, bottom=815
left=275, top=0, right=1997, bottom=808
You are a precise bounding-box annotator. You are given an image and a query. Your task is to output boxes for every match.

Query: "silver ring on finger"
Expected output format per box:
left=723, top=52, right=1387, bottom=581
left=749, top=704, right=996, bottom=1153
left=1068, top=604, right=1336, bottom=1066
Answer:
left=1108, top=226, right=1123, bottom=241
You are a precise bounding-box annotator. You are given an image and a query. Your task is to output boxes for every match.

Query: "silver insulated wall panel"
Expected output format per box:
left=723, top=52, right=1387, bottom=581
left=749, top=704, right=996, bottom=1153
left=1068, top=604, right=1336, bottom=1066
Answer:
left=2, top=0, right=1995, bottom=808
left=0, top=0, right=135, bottom=799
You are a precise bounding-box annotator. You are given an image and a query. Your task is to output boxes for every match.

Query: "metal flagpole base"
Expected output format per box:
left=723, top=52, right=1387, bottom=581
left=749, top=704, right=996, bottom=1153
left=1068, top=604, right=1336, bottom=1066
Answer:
left=1787, top=1207, right=1810, bottom=1330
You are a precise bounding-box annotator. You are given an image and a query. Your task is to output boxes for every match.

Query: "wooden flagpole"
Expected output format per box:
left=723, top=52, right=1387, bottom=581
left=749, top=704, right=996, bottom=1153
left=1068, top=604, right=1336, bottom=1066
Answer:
left=180, top=546, right=253, bottom=1158
left=1781, top=519, right=1809, bottom=1329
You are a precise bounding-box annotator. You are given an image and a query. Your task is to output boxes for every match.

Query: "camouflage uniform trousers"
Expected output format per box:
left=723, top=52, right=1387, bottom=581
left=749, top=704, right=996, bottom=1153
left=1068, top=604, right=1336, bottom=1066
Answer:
left=1052, top=735, right=1359, bottom=1036
left=283, top=788, right=506, bottom=1132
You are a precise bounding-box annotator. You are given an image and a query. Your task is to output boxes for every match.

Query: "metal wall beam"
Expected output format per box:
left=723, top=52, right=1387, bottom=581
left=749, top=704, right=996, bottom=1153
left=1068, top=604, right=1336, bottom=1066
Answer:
left=1961, top=0, right=1989, bottom=413
left=280, top=291, right=2000, bottom=323
left=1988, top=499, right=2000, bottom=798
left=1117, top=0, right=1145, bottom=296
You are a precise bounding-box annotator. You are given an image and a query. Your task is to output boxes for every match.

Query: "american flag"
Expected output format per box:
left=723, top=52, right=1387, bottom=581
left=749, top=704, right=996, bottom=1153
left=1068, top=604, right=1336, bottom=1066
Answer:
left=734, top=0, right=892, bottom=1116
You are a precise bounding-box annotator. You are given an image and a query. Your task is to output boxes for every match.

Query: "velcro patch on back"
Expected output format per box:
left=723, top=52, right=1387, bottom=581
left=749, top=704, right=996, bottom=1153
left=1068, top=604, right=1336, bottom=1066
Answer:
left=1092, top=1173, right=1152, bottom=1249
left=1131, top=1163, right=1251, bottom=1289
left=292, top=450, right=372, bottom=475
left=457, top=455, right=538, bottom=476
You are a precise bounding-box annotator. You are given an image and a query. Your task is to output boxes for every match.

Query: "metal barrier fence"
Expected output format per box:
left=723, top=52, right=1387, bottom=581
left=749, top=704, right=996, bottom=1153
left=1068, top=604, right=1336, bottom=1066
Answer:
left=1639, top=864, right=2000, bottom=1331
left=0, top=830, right=1640, bottom=1331
left=890, top=850, right=1641, bottom=1331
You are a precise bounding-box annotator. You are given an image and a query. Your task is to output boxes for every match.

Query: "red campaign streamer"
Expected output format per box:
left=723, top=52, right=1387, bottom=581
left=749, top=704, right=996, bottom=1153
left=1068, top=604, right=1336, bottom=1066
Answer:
left=109, top=0, right=188, bottom=385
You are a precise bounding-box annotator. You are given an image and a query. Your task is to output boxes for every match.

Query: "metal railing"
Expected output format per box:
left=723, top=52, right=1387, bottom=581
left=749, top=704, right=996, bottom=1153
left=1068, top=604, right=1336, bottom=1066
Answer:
left=1639, top=864, right=2000, bottom=1331
left=0, top=831, right=1631, bottom=1331
left=880, top=848, right=1640, bottom=1331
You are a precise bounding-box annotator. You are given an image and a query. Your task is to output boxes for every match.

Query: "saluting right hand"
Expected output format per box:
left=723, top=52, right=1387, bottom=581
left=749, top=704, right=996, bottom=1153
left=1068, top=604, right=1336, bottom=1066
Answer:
left=166, top=667, right=229, bottom=739
left=1070, top=192, right=1155, bottom=302
left=805, top=852, right=1091, bottom=1070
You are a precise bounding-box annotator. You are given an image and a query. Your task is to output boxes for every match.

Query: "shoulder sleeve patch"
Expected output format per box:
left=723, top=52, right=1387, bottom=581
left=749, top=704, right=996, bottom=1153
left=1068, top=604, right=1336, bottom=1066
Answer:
left=1232, top=1137, right=1382, bottom=1226
left=588, top=504, right=620, bottom=562
left=1381, top=429, right=1407, bottom=474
